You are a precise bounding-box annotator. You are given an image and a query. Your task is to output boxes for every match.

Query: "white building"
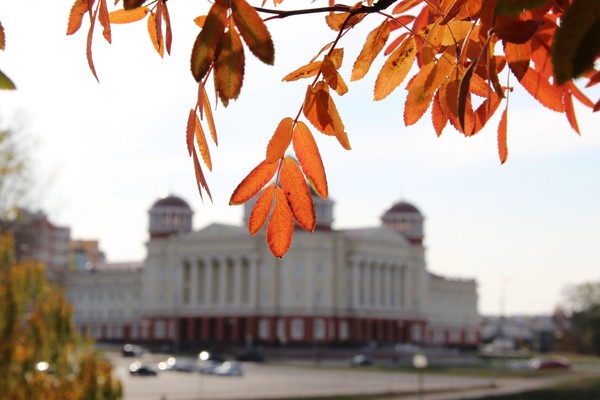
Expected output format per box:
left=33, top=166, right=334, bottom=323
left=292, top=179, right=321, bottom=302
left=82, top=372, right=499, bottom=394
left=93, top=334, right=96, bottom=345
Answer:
left=66, top=193, right=480, bottom=348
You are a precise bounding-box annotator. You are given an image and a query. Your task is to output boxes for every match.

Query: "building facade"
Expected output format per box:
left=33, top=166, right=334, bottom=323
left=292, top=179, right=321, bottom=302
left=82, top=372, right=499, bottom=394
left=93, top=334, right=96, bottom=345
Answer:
left=66, top=194, right=480, bottom=349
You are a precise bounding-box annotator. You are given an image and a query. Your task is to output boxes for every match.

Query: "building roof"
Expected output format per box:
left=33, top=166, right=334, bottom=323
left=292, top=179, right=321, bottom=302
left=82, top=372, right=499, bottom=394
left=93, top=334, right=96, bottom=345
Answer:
left=151, top=195, right=191, bottom=209
left=384, top=201, right=421, bottom=214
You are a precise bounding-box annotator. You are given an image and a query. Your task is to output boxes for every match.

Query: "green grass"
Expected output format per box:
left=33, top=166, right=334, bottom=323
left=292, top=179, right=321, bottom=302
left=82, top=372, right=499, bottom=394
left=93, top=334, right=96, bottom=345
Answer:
left=470, top=376, right=600, bottom=400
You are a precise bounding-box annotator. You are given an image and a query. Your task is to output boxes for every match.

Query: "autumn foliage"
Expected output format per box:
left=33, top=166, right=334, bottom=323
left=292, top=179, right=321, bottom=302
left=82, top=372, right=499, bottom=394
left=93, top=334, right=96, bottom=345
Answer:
left=3, top=0, right=599, bottom=257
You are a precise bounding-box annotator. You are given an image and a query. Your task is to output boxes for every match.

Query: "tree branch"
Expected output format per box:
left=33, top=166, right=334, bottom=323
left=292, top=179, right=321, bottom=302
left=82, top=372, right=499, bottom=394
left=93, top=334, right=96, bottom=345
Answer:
left=254, top=0, right=398, bottom=19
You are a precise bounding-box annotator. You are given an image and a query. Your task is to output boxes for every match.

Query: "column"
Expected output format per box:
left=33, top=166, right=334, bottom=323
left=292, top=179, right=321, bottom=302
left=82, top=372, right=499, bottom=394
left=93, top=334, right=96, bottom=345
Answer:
left=384, top=264, right=392, bottom=308
left=203, top=257, right=213, bottom=306
left=351, top=258, right=360, bottom=309
left=373, top=263, right=381, bottom=309
left=403, top=266, right=412, bottom=311
left=219, top=257, right=227, bottom=306
left=248, top=257, right=258, bottom=308
left=190, top=259, right=198, bottom=306
left=233, top=257, right=242, bottom=307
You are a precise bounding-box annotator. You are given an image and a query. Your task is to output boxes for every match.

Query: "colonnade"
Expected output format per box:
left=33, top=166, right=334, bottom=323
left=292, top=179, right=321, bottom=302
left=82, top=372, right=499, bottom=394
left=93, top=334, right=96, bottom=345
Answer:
left=350, top=257, right=413, bottom=310
left=181, top=256, right=258, bottom=308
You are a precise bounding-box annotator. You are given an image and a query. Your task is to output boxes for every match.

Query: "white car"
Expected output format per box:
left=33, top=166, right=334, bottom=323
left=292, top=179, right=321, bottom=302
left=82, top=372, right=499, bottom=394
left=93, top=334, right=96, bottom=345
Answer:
left=213, top=361, right=243, bottom=376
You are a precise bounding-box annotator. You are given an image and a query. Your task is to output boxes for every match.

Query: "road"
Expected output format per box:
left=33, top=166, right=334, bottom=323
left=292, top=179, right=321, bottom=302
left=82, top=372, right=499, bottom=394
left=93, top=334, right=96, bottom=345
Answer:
left=109, top=353, right=599, bottom=400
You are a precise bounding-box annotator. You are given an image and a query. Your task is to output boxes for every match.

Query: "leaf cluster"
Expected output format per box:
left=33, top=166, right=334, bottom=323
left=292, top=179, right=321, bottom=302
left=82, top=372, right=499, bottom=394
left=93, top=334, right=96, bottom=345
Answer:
left=59, top=0, right=600, bottom=257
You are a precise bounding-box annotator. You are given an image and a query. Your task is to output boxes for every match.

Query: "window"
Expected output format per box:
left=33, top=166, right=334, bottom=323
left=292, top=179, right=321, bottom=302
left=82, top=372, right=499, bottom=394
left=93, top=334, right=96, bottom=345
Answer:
left=291, top=319, right=304, bottom=340
left=339, top=320, right=349, bottom=340
left=313, top=318, right=325, bottom=340
left=258, top=319, right=270, bottom=340
left=154, top=320, right=166, bottom=339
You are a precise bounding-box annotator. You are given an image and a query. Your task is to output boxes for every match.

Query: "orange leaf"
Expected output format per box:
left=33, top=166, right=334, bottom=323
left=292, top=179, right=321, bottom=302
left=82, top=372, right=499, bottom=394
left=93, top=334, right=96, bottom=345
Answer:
left=498, top=108, right=508, bottom=164
left=325, top=12, right=364, bottom=31
left=86, top=7, right=99, bottom=82
left=384, top=32, right=409, bottom=56
left=292, top=121, right=328, bottom=199
left=109, top=7, right=150, bottom=24
left=442, top=21, right=479, bottom=46
left=186, top=108, right=195, bottom=156
left=202, top=85, right=218, bottom=145
left=281, top=157, right=315, bottom=232
left=230, top=159, right=279, bottom=205
left=519, top=67, right=564, bottom=112
left=266, top=117, right=294, bottom=163
left=147, top=12, right=164, bottom=57
left=393, top=0, right=424, bottom=14
left=192, top=148, right=212, bottom=201
left=562, top=90, right=580, bottom=135
left=0, top=21, right=5, bottom=50
left=282, top=61, right=322, bottom=82
left=431, top=90, right=447, bottom=137
left=194, top=114, right=212, bottom=170
left=494, top=17, right=541, bottom=44
left=194, top=15, right=206, bottom=28
left=67, top=0, right=88, bottom=35
left=231, top=0, right=274, bottom=65
left=98, top=0, right=111, bottom=43
left=374, top=35, right=416, bottom=101
left=215, top=25, right=245, bottom=104
left=404, top=62, right=435, bottom=126
left=303, top=82, right=344, bottom=137
left=249, top=184, right=275, bottom=235
left=504, top=41, right=530, bottom=81
left=162, top=0, right=172, bottom=54
left=473, top=92, right=502, bottom=134
left=266, top=187, right=294, bottom=258
left=321, top=55, right=348, bottom=96
left=190, top=0, right=227, bottom=82
left=351, top=20, right=390, bottom=82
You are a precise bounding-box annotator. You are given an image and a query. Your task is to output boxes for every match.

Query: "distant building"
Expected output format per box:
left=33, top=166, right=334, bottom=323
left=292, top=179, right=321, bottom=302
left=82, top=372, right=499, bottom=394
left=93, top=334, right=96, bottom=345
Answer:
left=66, top=193, right=480, bottom=349
left=480, top=315, right=559, bottom=352
left=69, top=239, right=106, bottom=270
left=5, top=209, right=70, bottom=282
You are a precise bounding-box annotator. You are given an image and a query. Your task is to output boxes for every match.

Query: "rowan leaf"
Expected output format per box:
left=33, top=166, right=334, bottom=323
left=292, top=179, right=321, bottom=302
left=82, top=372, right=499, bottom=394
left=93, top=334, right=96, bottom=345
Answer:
left=249, top=184, right=275, bottom=235
left=147, top=12, right=164, bottom=57
left=303, top=82, right=336, bottom=137
left=473, top=92, right=502, bottom=134
left=321, top=55, right=348, bottom=96
left=498, top=108, right=508, bottom=164
left=0, top=69, right=16, bottom=90
left=162, top=0, right=172, bottom=54
left=431, top=90, right=447, bottom=136
left=230, top=159, right=279, bottom=205
left=86, top=6, right=99, bottom=82
left=191, top=0, right=227, bottom=82
left=201, top=85, right=218, bottom=145
left=495, top=0, right=551, bottom=15
left=594, top=99, right=600, bottom=112
left=266, top=187, right=294, bottom=258
left=458, top=55, right=478, bottom=132
left=281, top=157, right=315, bottom=232
left=98, top=0, right=111, bottom=43
left=553, top=0, right=600, bottom=84
left=404, top=62, right=435, bottom=126
left=441, top=21, right=479, bottom=46
left=109, top=7, right=149, bottom=24
left=325, top=12, right=365, bottom=32
left=282, top=61, right=322, bottom=82
left=231, top=0, right=275, bottom=65
left=494, top=18, right=542, bottom=44
left=191, top=148, right=212, bottom=201
left=374, top=35, right=416, bottom=101
left=194, top=114, right=212, bottom=170
left=384, top=32, right=409, bottom=56
left=67, top=0, right=88, bottom=35
left=562, top=90, right=580, bottom=135
left=519, top=67, right=564, bottom=112
left=186, top=109, right=195, bottom=156
left=504, top=41, right=530, bottom=81
left=351, top=20, right=390, bottom=82
left=292, top=121, right=328, bottom=199
left=124, top=0, right=146, bottom=9
left=266, top=117, right=294, bottom=163
left=0, top=20, right=5, bottom=50
left=393, top=0, right=424, bottom=14
left=214, top=26, right=245, bottom=104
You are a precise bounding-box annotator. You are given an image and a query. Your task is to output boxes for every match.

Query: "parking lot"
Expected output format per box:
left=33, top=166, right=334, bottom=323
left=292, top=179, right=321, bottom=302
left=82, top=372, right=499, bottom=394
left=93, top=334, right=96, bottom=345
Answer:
left=111, top=353, right=498, bottom=400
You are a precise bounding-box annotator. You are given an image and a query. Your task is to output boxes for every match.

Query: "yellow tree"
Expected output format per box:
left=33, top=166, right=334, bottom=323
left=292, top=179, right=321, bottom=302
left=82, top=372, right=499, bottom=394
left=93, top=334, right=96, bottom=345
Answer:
left=3, top=0, right=600, bottom=257
left=0, top=233, right=122, bottom=400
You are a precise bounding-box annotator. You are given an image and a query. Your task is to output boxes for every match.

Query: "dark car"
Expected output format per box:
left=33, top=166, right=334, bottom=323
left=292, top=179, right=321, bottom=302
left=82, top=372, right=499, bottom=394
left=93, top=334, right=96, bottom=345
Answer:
left=236, top=348, right=265, bottom=362
left=349, top=354, right=374, bottom=366
left=129, top=362, right=158, bottom=376
left=530, top=357, right=571, bottom=370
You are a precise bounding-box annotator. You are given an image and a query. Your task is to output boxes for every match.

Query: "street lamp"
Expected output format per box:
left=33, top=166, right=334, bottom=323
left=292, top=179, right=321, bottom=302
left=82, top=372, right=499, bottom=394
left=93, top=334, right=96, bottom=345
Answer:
left=412, top=353, right=428, bottom=400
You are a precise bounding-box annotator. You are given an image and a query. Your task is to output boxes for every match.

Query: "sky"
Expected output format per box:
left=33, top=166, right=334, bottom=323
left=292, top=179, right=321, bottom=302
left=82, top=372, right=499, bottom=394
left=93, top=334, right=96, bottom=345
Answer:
left=1, top=1, right=599, bottom=316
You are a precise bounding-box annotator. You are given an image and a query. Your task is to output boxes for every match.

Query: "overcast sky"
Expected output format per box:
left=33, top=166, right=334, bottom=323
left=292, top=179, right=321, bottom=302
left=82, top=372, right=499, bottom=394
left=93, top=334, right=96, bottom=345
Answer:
left=1, top=1, right=599, bottom=316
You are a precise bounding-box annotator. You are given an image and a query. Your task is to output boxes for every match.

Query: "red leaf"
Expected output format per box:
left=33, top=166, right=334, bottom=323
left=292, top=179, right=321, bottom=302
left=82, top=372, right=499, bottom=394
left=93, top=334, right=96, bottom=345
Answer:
left=498, top=108, right=508, bottom=164
left=562, top=90, right=580, bottom=135
left=230, top=159, right=279, bottom=205
left=519, top=67, right=564, bottom=112
left=192, top=148, right=212, bottom=201
left=494, top=17, right=542, bottom=44
left=266, top=187, right=294, bottom=258
left=190, top=0, right=227, bottom=82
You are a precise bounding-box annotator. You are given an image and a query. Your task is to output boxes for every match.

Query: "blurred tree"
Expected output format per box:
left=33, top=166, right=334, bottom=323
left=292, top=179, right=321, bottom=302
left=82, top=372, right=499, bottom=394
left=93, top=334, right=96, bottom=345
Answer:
left=0, top=232, right=123, bottom=399
left=0, top=122, right=30, bottom=218
left=562, top=282, right=600, bottom=355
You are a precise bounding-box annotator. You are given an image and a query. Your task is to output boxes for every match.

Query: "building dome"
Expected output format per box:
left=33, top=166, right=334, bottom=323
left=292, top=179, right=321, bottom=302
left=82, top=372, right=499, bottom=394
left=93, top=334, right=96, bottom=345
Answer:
left=381, top=200, right=424, bottom=245
left=149, top=194, right=193, bottom=239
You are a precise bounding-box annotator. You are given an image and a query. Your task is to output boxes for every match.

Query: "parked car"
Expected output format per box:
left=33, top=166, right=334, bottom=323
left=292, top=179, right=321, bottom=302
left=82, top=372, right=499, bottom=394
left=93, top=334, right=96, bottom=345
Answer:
left=121, top=343, right=143, bottom=357
left=349, top=354, right=374, bottom=367
left=530, top=356, right=571, bottom=370
left=235, top=348, right=265, bottom=362
left=213, top=361, right=243, bottom=376
left=129, top=361, right=158, bottom=376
